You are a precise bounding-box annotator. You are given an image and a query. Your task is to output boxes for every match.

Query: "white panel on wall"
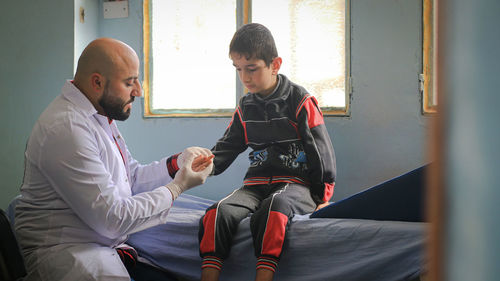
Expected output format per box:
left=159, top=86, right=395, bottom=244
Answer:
left=103, top=1, right=129, bottom=19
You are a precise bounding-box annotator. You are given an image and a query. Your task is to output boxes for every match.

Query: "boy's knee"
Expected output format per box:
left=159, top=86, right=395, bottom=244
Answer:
left=264, top=195, right=291, bottom=214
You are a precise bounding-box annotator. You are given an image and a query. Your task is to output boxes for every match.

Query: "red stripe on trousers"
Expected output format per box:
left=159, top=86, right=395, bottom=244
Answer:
left=200, top=209, right=217, bottom=254
left=261, top=211, right=288, bottom=257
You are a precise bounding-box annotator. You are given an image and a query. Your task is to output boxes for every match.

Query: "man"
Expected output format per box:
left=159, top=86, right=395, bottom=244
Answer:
left=14, top=38, right=213, bottom=280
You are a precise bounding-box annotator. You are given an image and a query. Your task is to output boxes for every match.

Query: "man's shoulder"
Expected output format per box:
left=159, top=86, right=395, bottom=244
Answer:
left=36, top=95, right=95, bottom=135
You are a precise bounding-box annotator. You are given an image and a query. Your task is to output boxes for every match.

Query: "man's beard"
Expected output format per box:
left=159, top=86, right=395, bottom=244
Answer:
left=98, top=83, right=134, bottom=121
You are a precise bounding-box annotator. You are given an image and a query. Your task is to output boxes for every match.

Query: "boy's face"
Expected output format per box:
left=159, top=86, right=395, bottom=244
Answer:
left=230, top=52, right=281, bottom=97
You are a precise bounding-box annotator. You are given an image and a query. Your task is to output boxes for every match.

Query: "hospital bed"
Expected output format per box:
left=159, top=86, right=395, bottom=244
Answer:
left=128, top=165, right=429, bottom=281
left=5, top=166, right=427, bottom=280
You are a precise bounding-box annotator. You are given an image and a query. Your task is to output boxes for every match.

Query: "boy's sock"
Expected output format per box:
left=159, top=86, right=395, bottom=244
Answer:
left=201, top=256, right=223, bottom=271
left=256, top=256, right=279, bottom=272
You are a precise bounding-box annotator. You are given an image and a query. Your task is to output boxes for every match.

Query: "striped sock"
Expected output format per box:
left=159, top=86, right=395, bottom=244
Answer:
left=256, top=256, right=279, bottom=272
left=202, top=256, right=223, bottom=271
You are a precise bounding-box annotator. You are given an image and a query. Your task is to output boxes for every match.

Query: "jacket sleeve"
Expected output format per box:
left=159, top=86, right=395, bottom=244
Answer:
left=127, top=149, right=172, bottom=195
left=211, top=107, right=248, bottom=175
left=296, top=95, right=336, bottom=204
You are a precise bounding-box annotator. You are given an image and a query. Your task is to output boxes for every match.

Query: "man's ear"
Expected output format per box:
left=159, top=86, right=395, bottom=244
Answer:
left=271, top=57, right=282, bottom=75
left=90, top=73, right=105, bottom=92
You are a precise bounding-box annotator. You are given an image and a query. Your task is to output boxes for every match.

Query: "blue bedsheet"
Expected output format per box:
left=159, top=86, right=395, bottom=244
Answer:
left=7, top=166, right=428, bottom=280
left=128, top=194, right=427, bottom=281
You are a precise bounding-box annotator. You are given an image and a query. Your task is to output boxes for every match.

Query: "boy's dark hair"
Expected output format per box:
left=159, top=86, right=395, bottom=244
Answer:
left=229, top=23, right=278, bottom=67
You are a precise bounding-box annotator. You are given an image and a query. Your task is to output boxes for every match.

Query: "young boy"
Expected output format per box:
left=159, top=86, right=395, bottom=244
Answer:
left=198, top=23, right=336, bottom=281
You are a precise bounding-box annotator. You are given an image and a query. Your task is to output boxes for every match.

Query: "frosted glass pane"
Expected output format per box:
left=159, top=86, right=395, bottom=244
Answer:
left=151, top=0, right=236, bottom=110
left=253, top=0, right=346, bottom=108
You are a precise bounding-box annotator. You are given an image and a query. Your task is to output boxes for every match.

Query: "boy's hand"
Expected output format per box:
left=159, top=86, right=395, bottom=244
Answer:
left=192, top=155, right=214, bottom=172
left=166, top=154, right=214, bottom=200
left=315, top=201, right=331, bottom=211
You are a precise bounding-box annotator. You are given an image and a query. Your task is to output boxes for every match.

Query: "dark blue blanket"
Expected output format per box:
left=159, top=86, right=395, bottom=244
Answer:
left=311, top=165, right=428, bottom=222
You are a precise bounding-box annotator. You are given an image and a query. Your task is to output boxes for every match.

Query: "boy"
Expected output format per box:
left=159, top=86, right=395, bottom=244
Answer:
left=198, top=23, right=336, bottom=281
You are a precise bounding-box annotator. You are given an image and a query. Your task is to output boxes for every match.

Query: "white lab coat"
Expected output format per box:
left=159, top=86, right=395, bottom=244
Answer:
left=15, top=81, right=175, bottom=280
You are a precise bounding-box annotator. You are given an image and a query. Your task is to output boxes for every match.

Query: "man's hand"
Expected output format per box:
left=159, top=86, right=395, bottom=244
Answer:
left=177, top=147, right=213, bottom=169
left=165, top=151, right=214, bottom=200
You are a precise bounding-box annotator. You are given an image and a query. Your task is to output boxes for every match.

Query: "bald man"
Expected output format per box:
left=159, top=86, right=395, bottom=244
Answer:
left=14, top=38, right=213, bottom=280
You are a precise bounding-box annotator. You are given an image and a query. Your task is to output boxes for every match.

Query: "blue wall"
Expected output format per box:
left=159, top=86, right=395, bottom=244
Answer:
left=442, top=0, right=500, bottom=280
left=0, top=0, right=75, bottom=209
left=0, top=0, right=431, bottom=209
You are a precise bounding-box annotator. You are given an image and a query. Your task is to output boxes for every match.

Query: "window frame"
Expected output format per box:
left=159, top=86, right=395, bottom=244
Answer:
left=142, top=0, right=351, bottom=117
left=422, top=0, right=437, bottom=114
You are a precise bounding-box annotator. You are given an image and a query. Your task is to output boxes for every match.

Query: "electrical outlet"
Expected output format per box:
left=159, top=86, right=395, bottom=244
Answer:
left=103, top=1, right=129, bottom=19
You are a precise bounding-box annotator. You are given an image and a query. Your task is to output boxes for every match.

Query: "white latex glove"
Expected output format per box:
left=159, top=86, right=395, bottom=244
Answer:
left=166, top=153, right=213, bottom=200
left=177, top=147, right=213, bottom=169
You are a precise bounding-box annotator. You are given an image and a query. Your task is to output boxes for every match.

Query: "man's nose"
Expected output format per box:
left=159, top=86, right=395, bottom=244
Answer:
left=132, top=80, right=143, bottom=97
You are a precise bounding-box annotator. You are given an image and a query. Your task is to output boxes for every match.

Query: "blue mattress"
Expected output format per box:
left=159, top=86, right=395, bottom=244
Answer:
left=7, top=166, right=428, bottom=281
left=128, top=192, right=427, bottom=280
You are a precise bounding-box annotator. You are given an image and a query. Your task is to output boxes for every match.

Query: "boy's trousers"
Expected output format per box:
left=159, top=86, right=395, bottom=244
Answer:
left=198, top=182, right=316, bottom=271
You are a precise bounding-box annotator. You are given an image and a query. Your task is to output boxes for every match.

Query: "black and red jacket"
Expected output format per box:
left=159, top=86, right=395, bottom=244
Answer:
left=212, top=74, right=336, bottom=204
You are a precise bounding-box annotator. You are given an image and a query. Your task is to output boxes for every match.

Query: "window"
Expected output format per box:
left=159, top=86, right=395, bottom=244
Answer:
left=143, top=0, right=350, bottom=117
left=421, top=0, right=437, bottom=114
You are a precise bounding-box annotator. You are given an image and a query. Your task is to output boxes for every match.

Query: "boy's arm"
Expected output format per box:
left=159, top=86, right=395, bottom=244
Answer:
left=296, top=95, right=337, bottom=205
left=211, top=107, right=248, bottom=175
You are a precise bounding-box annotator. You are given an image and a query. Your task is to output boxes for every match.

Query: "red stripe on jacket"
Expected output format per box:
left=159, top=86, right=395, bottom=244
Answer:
left=323, top=182, right=335, bottom=202
left=235, top=107, right=249, bottom=144
left=303, top=96, right=324, bottom=128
